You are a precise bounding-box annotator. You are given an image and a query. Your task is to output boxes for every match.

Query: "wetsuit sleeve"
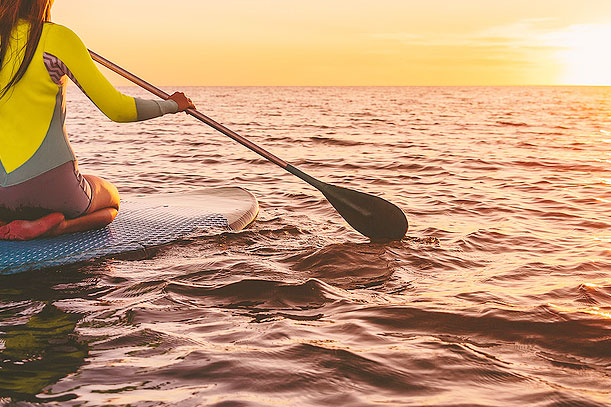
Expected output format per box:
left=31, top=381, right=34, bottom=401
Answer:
left=135, top=98, right=179, bottom=120
left=45, top=24, right=178, bottom=122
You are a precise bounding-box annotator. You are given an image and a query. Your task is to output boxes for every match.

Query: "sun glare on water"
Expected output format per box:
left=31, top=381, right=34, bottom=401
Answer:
left=555, top=24, right=611, bottom=86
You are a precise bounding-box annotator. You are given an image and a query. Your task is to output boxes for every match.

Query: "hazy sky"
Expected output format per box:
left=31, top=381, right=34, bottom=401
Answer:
left=52, top=0, right=611, bottom=86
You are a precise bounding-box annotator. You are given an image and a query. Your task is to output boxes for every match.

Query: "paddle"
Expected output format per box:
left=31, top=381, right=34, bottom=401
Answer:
left=88, top=50, right=408, bottom=241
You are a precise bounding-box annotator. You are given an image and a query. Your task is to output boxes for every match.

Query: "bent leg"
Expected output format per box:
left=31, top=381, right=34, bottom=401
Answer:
left=45, top=208, right=118, bottom=237
left=83, top=175, right=120, bottom=213
left=0, top=176, right=120, bottom=240
left=45, top=175, right=120, bottom=237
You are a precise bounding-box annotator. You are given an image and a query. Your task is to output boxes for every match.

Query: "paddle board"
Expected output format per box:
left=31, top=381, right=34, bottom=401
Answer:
left=0, top=187, right=258, bottom=275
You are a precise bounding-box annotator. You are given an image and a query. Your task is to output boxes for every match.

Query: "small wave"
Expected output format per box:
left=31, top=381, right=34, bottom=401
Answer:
left=283, top=243, right=396, bottom=289
left=378, top=162, right=447, bottom=173
left=354, top=305, right=611, bottom=359
left=511, top=159, right=604, bottom=172
left=543, top=283, right=611, bottom=306
left=166, top=278, right=344, bottom=311
left=308, top=135, right=364, bottom=147
left=496, top=121, right=530, bottom=127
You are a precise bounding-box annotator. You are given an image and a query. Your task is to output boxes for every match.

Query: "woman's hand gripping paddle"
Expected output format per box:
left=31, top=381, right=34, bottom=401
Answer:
left=88, top=50, right=408, bottom=241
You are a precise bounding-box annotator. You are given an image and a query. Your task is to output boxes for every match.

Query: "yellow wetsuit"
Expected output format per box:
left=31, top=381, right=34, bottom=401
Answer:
left=0, top=20, right=178, bottom=187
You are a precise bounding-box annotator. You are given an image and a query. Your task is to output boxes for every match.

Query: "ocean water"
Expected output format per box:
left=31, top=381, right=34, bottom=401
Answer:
left=1, top=86, right=610, bottom=406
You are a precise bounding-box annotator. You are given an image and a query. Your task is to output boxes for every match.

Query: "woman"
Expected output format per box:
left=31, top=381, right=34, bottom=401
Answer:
left=0, top=0, right=195, bottom=240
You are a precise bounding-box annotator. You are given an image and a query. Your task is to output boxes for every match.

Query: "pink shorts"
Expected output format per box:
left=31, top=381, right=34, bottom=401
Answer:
left=0, top=161, right=92, bottom=221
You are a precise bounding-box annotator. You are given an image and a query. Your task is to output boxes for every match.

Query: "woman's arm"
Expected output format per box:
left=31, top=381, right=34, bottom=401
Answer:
left=44, top=24, right=193, bottom=122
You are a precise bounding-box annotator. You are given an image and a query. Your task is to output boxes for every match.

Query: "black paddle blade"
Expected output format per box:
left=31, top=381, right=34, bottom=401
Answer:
left=319, top=182, right=408, bottom=241
left=286, top=165, right=408, bottom=240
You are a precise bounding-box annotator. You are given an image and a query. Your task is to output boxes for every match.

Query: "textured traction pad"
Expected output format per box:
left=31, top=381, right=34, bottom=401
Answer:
left=0, top=188, right=258, bottom=274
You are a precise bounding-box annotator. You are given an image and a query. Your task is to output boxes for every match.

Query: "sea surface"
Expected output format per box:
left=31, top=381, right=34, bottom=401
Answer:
left=1, top=86, right=610, bottom=406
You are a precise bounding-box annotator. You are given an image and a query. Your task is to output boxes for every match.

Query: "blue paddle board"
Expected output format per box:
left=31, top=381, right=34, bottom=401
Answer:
left=0, top=187, right=258, bottom=275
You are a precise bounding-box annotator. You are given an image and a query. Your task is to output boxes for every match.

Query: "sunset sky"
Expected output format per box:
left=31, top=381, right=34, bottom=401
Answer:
left=52, top=0, right=611, bottom=86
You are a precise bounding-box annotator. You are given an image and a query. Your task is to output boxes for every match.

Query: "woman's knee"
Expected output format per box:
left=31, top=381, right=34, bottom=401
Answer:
left=84, top=175, right=120, bottom=213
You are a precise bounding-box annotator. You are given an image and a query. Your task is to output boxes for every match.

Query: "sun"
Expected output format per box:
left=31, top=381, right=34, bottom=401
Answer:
left=555, top=24, right=611, bottom=86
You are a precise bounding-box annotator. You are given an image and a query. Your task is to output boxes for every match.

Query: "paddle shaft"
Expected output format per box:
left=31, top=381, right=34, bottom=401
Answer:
left=89, top=50, right=290, bottom=171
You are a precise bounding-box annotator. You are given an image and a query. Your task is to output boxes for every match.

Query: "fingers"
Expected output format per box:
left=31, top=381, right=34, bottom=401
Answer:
left=185, top=96, right=195, bottom=110
left=169, top=91, right=196, bottom=112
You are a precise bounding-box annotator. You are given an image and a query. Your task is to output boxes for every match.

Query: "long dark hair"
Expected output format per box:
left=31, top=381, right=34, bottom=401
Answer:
left=0, top=0, right=53, bottom=100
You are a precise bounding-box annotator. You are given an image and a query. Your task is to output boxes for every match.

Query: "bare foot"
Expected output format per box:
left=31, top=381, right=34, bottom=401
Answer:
left=0, top=213, right=65, bottom=241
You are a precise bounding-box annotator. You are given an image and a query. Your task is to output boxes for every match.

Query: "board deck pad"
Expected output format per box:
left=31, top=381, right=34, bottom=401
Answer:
left=0, top=187, right=258, bottom=275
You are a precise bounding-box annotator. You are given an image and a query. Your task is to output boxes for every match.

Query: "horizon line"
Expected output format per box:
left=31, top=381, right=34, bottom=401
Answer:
left=91, top=84, right=611, bottom=88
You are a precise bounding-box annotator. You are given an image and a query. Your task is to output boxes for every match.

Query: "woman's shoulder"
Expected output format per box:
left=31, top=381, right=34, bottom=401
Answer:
left=44, top=22, right=77, bottom=37
left=43, top=22, right=86, bottom=50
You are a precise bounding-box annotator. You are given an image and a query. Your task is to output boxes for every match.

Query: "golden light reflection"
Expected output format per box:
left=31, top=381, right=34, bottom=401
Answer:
left=593, top=236, right=611, bottom=243
left=584, top=307, right=611, bottom=319
left=555, top=24, right=611, bottom=85
left=548, top=302, right=611, bottom=320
